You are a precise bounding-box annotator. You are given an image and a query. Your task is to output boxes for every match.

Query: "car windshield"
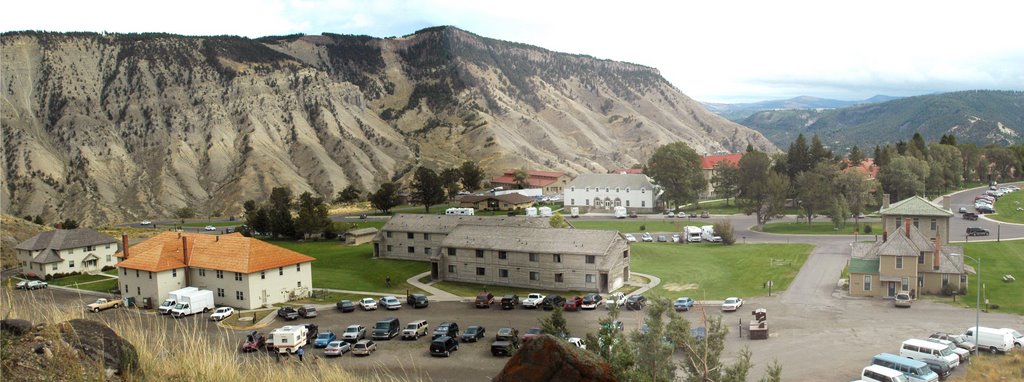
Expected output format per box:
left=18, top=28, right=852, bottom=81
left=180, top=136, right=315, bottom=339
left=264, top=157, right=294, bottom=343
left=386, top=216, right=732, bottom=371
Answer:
left=174, top=303, right=186, bottom=309
left=466, top=327, right=478, bottom=334
left=374, top=322, right=390, bottom=329
left=437, top=325, right=450, bottom=331
left=938, top=347, right=954, bottom=356
left=1010, top=331, right=1022, bottom=339
left=346, top=327, right=359, bottom=333
left=911, top=366, right=930, bottom=375
left=329, top=341, right=342, bottom=347
left=498, top=328, right=512, bottom=335
left=317, top=333, right=331, bottom=339
left=725, top=298, right=737, bottom=304
left=527, top=328, right=542, bottom=334
left=161, top=301, right=174, bottom=307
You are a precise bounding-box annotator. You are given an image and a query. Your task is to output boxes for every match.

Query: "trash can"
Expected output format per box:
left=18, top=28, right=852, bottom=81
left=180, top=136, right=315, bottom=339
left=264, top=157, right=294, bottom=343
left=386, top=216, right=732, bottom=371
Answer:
left=125, top=297, right=135, bottom=308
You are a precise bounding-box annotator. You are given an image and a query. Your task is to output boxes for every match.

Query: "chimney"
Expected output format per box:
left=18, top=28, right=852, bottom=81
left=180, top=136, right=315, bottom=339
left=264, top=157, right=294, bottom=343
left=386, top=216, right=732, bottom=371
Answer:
left=934, top=233, right=941, bottom=271
left=121, top=234, right=130, bottom=259
left=181, top=236, right=191, bottom=286
left=883, top=230, right=888, bottom=242
left=942, top=196, right=951, bottom=211
left=882, top=194, right=890, bottom=209
left=905, top=218, right=912, bottom=238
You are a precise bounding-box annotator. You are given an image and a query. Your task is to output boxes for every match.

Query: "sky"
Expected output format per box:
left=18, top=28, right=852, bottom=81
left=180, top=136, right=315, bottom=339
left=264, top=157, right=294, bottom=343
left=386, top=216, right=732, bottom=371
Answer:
left=4, top=0, right=1023, bottom=103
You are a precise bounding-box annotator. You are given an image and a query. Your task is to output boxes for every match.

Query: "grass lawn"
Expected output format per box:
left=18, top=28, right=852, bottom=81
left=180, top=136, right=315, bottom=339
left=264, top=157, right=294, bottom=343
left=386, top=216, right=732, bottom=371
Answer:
left=103, top=268, right=119, bottom=276
left=267, top=241, right=429, bottom=295
left=679, top=199, right=801, bottom=216
left=284, top=291, right=367, bottom=306
left=629, top=242, right=813, bottom=300
left=931, top=241, right=1024, bottom=315
left=760, top=221, right=880, bottom=235
left=428, top=281, right=590, bottom=298
left=73, top=279, right=119, bottom=293
left=48, top=274, right=112, bottom=286
left=570, top=219, right=714, bottom=233
left=990, top=190, right=1024, bottom=224
left=332, top=220, right=386, bottom=231
left=221, top=308, right=275, bottom=328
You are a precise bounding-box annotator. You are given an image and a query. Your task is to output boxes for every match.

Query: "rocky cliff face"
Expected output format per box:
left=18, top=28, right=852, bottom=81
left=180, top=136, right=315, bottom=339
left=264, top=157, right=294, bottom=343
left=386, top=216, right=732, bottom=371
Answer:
left=2, top=27, right=775, bottom=224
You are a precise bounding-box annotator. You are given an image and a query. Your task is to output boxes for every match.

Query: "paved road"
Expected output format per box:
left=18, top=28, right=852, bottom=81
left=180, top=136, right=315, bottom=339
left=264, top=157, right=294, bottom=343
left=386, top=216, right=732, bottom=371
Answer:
left=947, top=182, right=1024, bottom=241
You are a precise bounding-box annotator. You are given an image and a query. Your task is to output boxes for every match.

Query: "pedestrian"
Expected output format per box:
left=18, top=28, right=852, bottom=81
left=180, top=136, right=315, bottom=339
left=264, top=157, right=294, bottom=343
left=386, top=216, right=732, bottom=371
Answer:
left=385, top=276, right=391, bottom=287
left=275, top=350, right=280, bottom=363
left=297, top=347, right=304, bottom=362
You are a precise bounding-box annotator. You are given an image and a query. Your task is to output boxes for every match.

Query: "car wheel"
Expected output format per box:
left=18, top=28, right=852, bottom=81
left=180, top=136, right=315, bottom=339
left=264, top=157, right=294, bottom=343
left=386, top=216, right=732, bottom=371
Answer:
left=445, top=350, right=450, bottom=357
left=990, top=346, right=998, bottom=354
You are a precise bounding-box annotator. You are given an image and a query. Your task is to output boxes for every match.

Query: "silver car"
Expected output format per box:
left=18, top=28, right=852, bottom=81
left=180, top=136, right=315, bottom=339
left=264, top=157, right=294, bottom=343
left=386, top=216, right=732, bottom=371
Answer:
left=323, top=340, right=350, bottom=356
left=352, top=339, right=377, bottom=356
left=342, top=325, right=366, bottom=343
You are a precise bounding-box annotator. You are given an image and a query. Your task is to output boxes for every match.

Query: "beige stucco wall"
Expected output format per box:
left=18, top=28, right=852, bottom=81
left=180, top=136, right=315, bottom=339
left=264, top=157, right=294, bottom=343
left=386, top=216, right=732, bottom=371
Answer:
left=187, top=262, right=313, bottom=310
left=18, top=244, right=119, bottom=277
left=346, top=234, right=375, bottom=245
left=849, top=272, right=882, bottom=297
left=118, top=268, right=185, bottom=308
left=920, top=272, right=964, bottom=295
left=883, top=216, right=950, bottom=243
left=375, top=231, right=445, bottom=261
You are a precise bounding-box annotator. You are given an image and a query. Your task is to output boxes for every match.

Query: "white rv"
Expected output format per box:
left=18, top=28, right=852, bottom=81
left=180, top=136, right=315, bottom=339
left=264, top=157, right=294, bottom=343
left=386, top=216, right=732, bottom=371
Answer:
left=273, top=325, right=310, bottom=354
left=701, top=225, right=722, bottom=242
left=683, top=226, right=702, bottom=243
left=570, top=207, right=580, bottom=218
left=445, top=208, right=475, bottom=216
left=159, top=287, right=199, bottom=315
left=613, top=206, right=628, bottom=219
left=171, top=289, right=215, bottom=318
left=539, top=206, right=553, bottom=217
left=525, top=207, right=538, bottom=217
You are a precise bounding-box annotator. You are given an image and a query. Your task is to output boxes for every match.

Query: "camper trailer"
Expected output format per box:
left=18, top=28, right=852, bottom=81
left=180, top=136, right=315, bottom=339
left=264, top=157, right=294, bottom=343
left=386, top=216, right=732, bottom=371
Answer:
left=445, top=208, right=475, bottom=216
left=701, top=225, right=722, bottom=242
left=570, top=207, right=580, bottom=218
left=539, top=206, right=553, bottom=217
left=273, top=325, right=310, bottom=354
left=614, top=206, right=628, bottom=219
left=525, top=207, right=539, bottom=217
left=684, top=226, right=702, bottom=243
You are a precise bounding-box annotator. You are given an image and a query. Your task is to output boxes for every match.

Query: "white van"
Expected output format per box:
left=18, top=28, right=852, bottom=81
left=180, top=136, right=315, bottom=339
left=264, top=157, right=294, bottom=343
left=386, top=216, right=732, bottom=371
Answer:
left=965, top=326, right=1015, bottom=353
left=683, top=226, right=702, bottom=243
left=858, top=364, right=909, bottom=382
left=613, top=206, right=628, bottom=219
left=700, top=225, right=721, bottom=242
left=900, top=339, right=959, bottom=369
left=999, top=328, right=1024, bottom=348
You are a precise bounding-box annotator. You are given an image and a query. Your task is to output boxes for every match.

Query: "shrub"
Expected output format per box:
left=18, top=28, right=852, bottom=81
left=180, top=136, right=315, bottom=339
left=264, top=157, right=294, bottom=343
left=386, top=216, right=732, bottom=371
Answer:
left=101, top=265, right=115, bottom=272
left=639, top=224, right=646, bottom=231
left=863, top=224, right=873, bottom=234
left=713, top=221, right=735, bottom=245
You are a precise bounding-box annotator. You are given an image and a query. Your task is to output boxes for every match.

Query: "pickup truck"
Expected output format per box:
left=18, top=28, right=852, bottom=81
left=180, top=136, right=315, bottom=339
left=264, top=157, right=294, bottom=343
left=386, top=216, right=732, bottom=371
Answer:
left=277, top=307, right=299, bottom=320
left=87, top=298, right=123, bottom=312
left=522, top=293, right=545, bottom=309
left=491, top=327, right=520, bottom=357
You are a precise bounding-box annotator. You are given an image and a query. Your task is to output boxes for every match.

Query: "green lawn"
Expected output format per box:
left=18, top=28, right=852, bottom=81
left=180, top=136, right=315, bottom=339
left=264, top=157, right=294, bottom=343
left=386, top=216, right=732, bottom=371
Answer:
left=103, top=268, right=119, bottom=276
left=679, top=199, right=801, bottom=216
left=74, top=279, right=119, bottom=293
left=760, top=221, right=880, bottom=235
left=284, top=291, right=367, bottom=306
left=935, top=241, right=1024, bottom=315
left=268, top=241, right=429, bottom=295
left=332, top=220, right=386, bottom=231
left=429, top=280, right=590, bottom=298
left=629, top=242, right=813, bottom=300
left=990, top=190, right=1024, bottom=224
left=570, top=219, right=714, bottom=233
left=48, top=274, right=112, bottom=286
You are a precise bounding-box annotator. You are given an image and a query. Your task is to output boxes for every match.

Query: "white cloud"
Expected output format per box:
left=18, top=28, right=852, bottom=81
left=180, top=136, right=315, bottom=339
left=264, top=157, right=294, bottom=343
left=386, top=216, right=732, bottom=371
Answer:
left=3, top=0, right=1023, bottom=102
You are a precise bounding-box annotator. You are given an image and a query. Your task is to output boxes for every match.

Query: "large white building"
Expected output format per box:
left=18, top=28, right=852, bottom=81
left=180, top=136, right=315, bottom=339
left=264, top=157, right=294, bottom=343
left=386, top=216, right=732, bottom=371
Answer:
left=116, top=232, right=314, bottom=310
left=563, top=174, right=663, bottom=213
left=16, top=228, right=119, bottom=278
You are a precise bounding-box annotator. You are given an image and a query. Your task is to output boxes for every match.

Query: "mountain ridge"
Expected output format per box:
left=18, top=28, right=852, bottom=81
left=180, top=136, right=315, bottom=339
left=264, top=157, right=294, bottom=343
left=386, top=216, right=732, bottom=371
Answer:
left=702, top=94, right=899, bottom=121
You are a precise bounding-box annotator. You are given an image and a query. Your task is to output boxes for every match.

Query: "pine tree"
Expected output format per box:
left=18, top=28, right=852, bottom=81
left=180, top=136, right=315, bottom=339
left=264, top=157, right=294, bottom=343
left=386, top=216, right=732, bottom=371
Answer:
left=848, top=145, right=864, bottom=166
left=370, top=183, right=401, bottom=214
left=810, top=134, right=832, bottom=164
left=458, top=161, right=485, bottom=192
left=786, top=133, right=811, bottom=179
left=411, top=167, right=446, bottom=213
left=267, top=187, right=294, bottom=239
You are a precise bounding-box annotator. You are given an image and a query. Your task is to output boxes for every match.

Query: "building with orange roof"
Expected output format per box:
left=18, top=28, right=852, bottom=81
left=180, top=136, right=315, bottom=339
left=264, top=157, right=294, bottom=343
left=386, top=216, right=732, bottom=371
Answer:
left=490, top=170, right=573, bottom=195
left=842, top=158, right=879, bottom=181
left=116, top=232, right=314, bottom=310
left=701, top=153, right=743, bottom=198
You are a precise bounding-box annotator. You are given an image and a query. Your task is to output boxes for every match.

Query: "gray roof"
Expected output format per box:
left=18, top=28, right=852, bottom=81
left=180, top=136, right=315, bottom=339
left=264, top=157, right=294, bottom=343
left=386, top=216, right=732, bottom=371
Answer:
left=16, top=228, right=117, bottom=251
left=33, top=249, right=64, bottom=264
left=851, top=225, right=966, bottom=275
left=378, top=214, right=551, bottom=234
left=568, top=174, right=656, bottom=190
left=927, top=245, right=967, bottom=274
left=441, top=225, right=623, bottom=257
left=879, top=196, right=953, bottom=217
left=346, top=227, right=379, bottom=236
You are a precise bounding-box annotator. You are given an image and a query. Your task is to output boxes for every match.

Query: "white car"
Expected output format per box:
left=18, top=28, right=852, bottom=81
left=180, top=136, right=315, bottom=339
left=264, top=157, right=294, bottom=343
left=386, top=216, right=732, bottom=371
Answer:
left=360, top=298, right=378, bottom=311
left=671, top=234, right=680, bottom=243
left=341, top=325, right=366, bottom=342
left=140, top=220, right=152, bottom=225
left=522, top=293, right=545, bottom=309
left=568, top=337, right=587, bottom=349
left=209, top=307, right=234, bottom=321
left=624, top=234, right=637, bottom=243
left=204, top=225, right=217, bottom=231
left=721, top=297, right=743, bottom=312
left=640, top=232, right=654, bottom=242
left=606, top=292, right=627, bottom=309
left=378, top=296, right=402, bottom=310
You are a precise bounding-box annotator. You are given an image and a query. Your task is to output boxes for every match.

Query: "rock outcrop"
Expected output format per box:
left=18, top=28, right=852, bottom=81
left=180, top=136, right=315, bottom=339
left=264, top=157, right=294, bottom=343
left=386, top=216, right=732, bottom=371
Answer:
left=59, top=319, right=139, bottom=377
left=494, top=335, right=616, bottom=382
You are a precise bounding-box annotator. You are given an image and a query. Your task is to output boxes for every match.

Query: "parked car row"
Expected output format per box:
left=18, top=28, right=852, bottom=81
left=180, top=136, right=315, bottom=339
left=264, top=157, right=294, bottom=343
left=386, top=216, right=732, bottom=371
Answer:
left=969, top=185, right=1017, bottom=215
left=854, top=326, right=1022, bottom=382
left=15, top=280, right=48, bottom=290
left=623, top=226, right=721, bottom=244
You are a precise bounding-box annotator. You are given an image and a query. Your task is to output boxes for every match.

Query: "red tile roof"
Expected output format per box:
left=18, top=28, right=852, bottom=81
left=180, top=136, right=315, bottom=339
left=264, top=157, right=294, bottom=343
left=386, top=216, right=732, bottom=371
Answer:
left=116, top=232, right=314, bottom=274
left=491, top=170, right=566, bottom=188
left=843, top=158, right=879, bottom=180
left=612, top=168, right=644, bottom=174
left=458, top=193, right=536, bottom=204
left=701, top=153, right=743, bottom=170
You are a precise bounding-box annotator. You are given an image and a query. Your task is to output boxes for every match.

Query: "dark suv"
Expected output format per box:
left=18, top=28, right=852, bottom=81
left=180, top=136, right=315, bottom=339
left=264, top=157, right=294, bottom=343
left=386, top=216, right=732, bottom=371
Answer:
left=625, top=295, right=647, bottom=310
left=433, top=322, right=460, bottom=340
left=407, top=294, right=429, bottom=308
left=475, top=292, right=495, bottom=308
left=430, top=336, right=459, bottom=357
left=967, top=227, right=990, bottom=236
left=500, top=295, right=519, bottom=310
left=541, top=295, right=566, bottom=310
left=277, top=307, right=299, bottom=320
left=491, top=327, right=520, bottom=357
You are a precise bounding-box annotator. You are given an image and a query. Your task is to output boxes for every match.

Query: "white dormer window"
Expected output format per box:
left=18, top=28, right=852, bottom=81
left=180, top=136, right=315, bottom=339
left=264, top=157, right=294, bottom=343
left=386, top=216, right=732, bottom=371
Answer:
left=570, top=186, right=575, bottom=192
left=615, top=188, right=620, bottom=192
left=586, top=187, right=590, bottom=192
left=605, top=188, right=610, bottom=192
left=626, top=188, right=629, bottom=193
left=641, top=188, right=646, bottom=193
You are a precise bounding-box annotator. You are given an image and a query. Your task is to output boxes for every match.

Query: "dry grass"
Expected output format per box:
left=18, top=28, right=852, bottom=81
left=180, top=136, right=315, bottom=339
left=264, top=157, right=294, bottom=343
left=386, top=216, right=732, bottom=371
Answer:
left=328, top=202, right=374, bottom=216
left=1, top=288, right=423, bottom=381
left=963, top=349, right=1024, bottom=381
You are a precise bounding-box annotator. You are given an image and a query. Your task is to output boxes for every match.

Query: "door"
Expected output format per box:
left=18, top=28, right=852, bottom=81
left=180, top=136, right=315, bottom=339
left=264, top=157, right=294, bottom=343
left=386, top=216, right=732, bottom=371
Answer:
left=623, top=266, right=630, bottom=282
left=887, top=282, right=896, bottom=297
left=373, top=243, right=380, bottom=257
left=431, top=262, right=439, bottom=281
left=600, top=273, right=608, bottom=293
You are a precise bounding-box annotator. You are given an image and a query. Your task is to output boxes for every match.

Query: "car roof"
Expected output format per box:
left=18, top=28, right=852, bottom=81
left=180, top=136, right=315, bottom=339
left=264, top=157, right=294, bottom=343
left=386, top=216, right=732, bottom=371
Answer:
left=864, top=364, right=904, bottom=377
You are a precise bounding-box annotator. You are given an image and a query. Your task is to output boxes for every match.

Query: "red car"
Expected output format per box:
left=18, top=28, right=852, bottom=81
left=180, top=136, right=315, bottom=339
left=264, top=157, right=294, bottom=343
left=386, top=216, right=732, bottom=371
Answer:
left=522, top=328, right=544, bottom=343
left=563, top=296, right=583, bottom=311
left=240, top=331, right=266, bottom=352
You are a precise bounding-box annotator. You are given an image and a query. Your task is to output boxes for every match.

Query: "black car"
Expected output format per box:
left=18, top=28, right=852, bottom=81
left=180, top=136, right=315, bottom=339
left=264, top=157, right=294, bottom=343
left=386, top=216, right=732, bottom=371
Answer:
left=962, top=212, right=979, bottom=221
left=461, top=326, right=486, bottom=342
left=541, top=295, right=566, bottom=311
left=433, top=322, right=460, bottom=340
left=407, top=294, right=429, bottom=308
left=500, top=295, right=519, bottom=310
left=336, top=300, right=355, bottom=313
left=430, top=336, right=459, bottom=357
left=625, top=295, right=647, bottom=310
left=967, top=227, right=991, bottom=236
left=277, top=307, right=299, bottom=320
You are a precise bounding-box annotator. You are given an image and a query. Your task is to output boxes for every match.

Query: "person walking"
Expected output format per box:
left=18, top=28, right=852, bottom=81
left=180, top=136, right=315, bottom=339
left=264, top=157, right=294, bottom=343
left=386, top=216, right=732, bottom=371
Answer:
left=385, top=276, right=392, bottom=287
left=297, top=347, right=304, bottom=362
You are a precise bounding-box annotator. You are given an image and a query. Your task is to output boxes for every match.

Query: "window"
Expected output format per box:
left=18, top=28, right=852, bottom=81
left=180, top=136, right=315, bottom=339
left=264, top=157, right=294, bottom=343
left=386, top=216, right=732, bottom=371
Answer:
left=407, top=232, right=414, bottom=239
left=172, top=268, right=177, bottom=277
left=918, top=273, right=924, bottom=288
left=498, top=251, right=507, bottom=260
left=476, top=250, right=484, bottom=258
left=386, top=231, right=392, bottom=238
left=585, top=255, right=595, bottom=264
left=296, top=264, right=301, bottom=272
left=216, top=270, right=224, bottom=279
left=960, top=274, right=967, bottom=284
left=135, top=270, right=139, bottom=277
left=423, top=233, right=430, bottom=240
left=555, top=273, right=564, bottom=283
left=125, top=284, right=128, bottom=293
left=942, top=274, right=949, bottom=287
left=930, top=218, right=937, bottom=231
left=297, top=281, right=302, bottom=287
left=896, top=257, right=903, bottom=269
left=279, top=267, right=283, bottom=276
left=137, top=287, right=141, bottom=295
left=235, top=272, right=242, bottom=281
left=626, top=200, right=630, bottom=207
left=641, top=188, right=646, bottom=193
left=52, top=263, right=57, bottom=270
left=585, top=274, right=595, bottom=283
left=499, top=269, right=509, bottom=278
left=553, top=254, right=561, bottom=263
left=106, top=255, right=111, bottom=262
left=476, top=267, right=486, bottom=276
left=105, top=244, right=110, bottom=249
left=123, top=268, right=127, bottom=275
left=448, top=248, right=456, bottom=256
left=86, top=245, right=95, bottom=251
left=425, top=247, right=432, bottom=255
left=387, top=245, right=392, bottom=252
left=913, top=217, right=920, bottom=227
left=68, top=260, right=75, bottom=268
left=640, top=200, right=646, bottom=207
left=217, top=288, right=225, bottom=297
left=530, top=272, right=539, bottom=281
left=199, top=268, right=206, bottom=276
left=261, top=271, right=266, bottom=279
left=529, top=253, right=538, bottom=262
left=586, top=187, right=590, bottom=192
left=919, top=253, right=925, bottom=264
left=571, top=186, right=575, bottom=192
left=571, top=199, right=575, bottom=205
left=585, top=199, right=589, bottom=206
left=408, top=246, right=415, bottom=253
left=901, top=277, right=909, bottom=291
left=448, top=265, right=456, bottom=273
left=605, top=188, right=610, bottom=192
left=148, top=271, right=152, bottom=279
left=623, top=250, right=629, bottom=258
left=864, top=275, right=872, bottom=291
left=626, top=188, right=630, bottom=193
left=236, top=291, right=244, bottom=300
left=615, top=188, right=619, bottom=192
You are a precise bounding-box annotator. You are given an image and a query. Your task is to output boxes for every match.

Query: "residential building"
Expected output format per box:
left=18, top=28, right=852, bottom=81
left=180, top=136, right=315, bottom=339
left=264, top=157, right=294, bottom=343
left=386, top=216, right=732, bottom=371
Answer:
left=701, top=153, right=743, bottom=198
left=490, top=170, right=573, bottom=195
left=372, top=214, right=550, bottom=261
left=611, top=168, right=644, bottom=175
left=842, top=158, right=879, bottom=181
left=345, top=227, right=378, bottom=245
left=849, top=196, right=970, bottom=299
left=116, top=232, right=314, bottom=310
left=435, top=226, right=630, bottom=293
left=457, top=193, right=535, bottom=211
left=563, top=174, right=662, bottom=213
left=16, top=228, right=118, bottom=278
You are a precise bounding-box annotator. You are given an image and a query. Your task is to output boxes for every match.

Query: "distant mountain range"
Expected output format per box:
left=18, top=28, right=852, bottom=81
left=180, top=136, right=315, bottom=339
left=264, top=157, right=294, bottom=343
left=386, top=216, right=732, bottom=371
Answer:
left=702, top=95, right=900, bottom=121
left=738, top=90, right=1024, bottom=150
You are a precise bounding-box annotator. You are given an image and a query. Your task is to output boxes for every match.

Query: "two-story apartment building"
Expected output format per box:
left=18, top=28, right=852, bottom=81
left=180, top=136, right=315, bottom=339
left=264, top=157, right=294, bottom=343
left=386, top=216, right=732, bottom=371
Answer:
left=849, top=196, right=970, bottom=299
left=434, top=226, right=630, bottom=293
left=16, top=228, right=119, bottom=278
left=116, top=232, right=314, bottom=310
left=457, top=193, right=535, bottom=211
left=490, top=170, right=573, bottom=195
left=701, top=153, right=743, bottom=198
left=563, top=174, right=662, bottom=213
left=372, top=214, right=550, bottom=261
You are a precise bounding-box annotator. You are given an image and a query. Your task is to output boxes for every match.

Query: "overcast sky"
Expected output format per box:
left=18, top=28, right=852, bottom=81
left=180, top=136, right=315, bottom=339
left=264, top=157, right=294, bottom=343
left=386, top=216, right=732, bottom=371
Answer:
left=5, top=0, right=1023, bottom=103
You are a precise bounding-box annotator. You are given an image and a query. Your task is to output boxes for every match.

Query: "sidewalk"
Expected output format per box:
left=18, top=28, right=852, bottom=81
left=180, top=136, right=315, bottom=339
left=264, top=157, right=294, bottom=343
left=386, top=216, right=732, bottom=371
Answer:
left=406, top=272, right=463, bottom=302
left=626, top=272, right=660, bottom=296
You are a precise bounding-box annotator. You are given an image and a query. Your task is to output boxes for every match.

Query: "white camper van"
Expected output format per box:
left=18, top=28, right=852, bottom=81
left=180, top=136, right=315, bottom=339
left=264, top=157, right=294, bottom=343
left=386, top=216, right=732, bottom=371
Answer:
left=273, top=325, right=310, bottom=354
left=700, top=225, right=722, bottom=242
left=525, top=207, right=538, bottom=217
left=159, top=287, right=199, bottom=315
left=539, top=206, right=553, bottom=217
left=684, top=226, right=702, bottom=243
left=445, top=208, right=475, bottom=216
left=965, top=326, right=1015, bottom=353
left=570, top=207, right=580, bottom=218
left=613, top=206, right=628, bottom=219
left=171, top=289, right=215, bottom=318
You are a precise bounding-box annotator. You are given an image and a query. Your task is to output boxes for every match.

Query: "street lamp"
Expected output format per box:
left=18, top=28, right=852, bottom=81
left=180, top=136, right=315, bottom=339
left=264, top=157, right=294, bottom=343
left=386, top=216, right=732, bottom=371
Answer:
left=963, top=254, right=981, bottom=349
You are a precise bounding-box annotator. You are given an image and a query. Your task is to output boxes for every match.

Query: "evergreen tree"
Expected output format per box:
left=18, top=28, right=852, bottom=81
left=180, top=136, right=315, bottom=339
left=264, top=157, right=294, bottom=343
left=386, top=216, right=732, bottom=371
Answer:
left=294, top=191, right=331, bottom=239
left=369, top=183, right=402, bottom=214
left=32, top=215, right=44, bottom=225
left=795, top=164, right=834, bottom=224
left=738, top=151, right=791, bottom=230
left=909, top=132, right=929, bottom=159
left=872, top=145, right=884, bottom=166
left=513, top=168, right=530, bottom=189
left=745, top=143, right=755, bottom=153
left=458, top=161, right=485, bottom=192
left=411, top=167, right=446, bottom=213
left=548, top=212, right=570, bottom=228
left=786, top=133, right=811, bottom=179
left=267, top=187, right=294, bottom=239
left=60, top=218, right=79, bottom=229
left=439, top=168, right=462, bottom=200
left=333, top=185, right=362, bottom=204
left=539, top=307, right=570, bottom=339
left=250, top=207, right=270, bottom=236
left=809, top=134, right=832, bottom=164
left=848, top=145, right=864, bottom=166
left=895, top=140, right=908, bottom=155
left=710, top=161, right=740, bottom=205
left=646, top=142, right=707, bottom=209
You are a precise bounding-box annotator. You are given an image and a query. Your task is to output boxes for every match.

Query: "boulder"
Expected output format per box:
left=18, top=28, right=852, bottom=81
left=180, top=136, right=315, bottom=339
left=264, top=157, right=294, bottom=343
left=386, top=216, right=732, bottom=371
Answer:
left=59, top=319, right=139, bottom=377
left=494, top=335, right=615, bottom=382
left=0, top=319, right=32, bottom=336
